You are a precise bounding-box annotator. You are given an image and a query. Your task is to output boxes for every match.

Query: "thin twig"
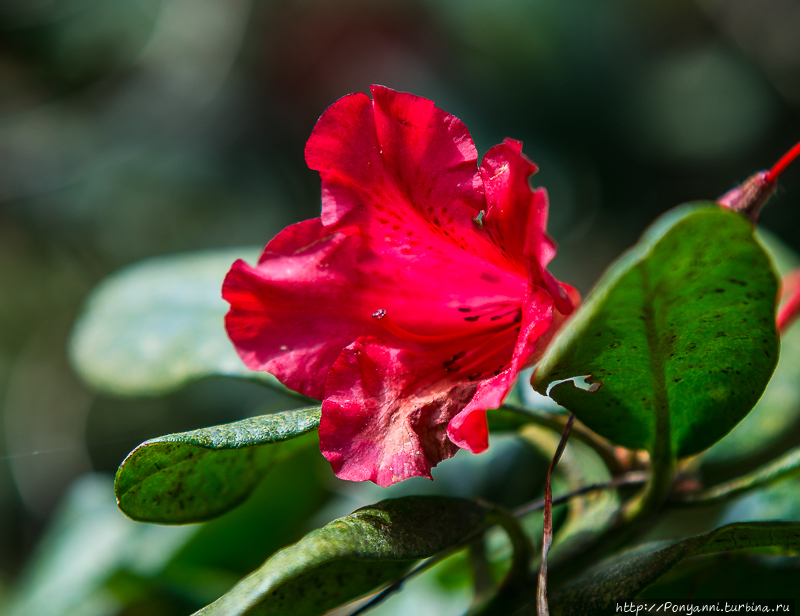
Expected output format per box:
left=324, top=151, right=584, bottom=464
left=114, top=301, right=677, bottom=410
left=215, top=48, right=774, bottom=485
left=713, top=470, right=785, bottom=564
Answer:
left=537, top=412, right=575, bottom=616
left=512, top=471, right=649, bottom=517
left=499, top=404, right=624, bottom=475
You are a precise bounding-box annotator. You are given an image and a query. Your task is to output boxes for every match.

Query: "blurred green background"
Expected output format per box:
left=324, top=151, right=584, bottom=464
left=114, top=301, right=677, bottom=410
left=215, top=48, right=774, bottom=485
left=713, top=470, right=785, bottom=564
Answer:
left=1, top=0, right=800, bottom=613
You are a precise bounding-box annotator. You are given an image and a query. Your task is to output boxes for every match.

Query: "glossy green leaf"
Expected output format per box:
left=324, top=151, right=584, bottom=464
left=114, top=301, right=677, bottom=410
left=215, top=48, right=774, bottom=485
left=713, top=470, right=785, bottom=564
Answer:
left=69, top=247, right=297, bottom=397
left=705, top=229, right=800, bottom=463
left=533, top=205, right=779, bottom=457
left=551, top=521, right=800, bottom=616
left=194, top=496, right=492, bottom=616
left=116, top=407, right=321, bottom=524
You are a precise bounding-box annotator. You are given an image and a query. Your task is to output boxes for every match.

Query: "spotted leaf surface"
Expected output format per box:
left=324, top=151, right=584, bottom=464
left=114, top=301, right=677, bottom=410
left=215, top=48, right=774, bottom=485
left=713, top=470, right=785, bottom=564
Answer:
left=115, top=407, right=321, bottom=523
left=532, top=205, right=779, bottom=456
left=194, top=497, right=491, bottom=616
left=705, top=230, right=800, bottom=463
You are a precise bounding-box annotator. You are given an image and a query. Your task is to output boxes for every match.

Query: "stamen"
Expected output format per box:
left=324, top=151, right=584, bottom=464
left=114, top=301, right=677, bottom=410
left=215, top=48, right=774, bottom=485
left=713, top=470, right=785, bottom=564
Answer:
left=766, top=141, right=800, bottom=182
left=490, top=309, right=522, bottom=322
left=457, top=300, right=521, bottom=322
left=444, top=325, right=520, bottom=376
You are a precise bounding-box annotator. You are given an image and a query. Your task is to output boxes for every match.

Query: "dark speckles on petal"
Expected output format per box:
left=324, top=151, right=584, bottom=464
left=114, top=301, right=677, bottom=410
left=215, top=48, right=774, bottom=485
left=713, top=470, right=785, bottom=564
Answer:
left=443, top=352, right=466, bottom=367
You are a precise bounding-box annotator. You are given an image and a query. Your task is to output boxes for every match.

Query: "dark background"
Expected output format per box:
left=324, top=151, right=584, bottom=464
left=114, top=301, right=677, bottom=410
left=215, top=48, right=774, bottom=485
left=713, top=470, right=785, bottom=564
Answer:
left=1, top=0, right=799, bottom=611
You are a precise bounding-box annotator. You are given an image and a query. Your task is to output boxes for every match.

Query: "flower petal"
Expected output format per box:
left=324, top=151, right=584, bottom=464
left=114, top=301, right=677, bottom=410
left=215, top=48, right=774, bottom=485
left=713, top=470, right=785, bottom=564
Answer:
left=303, top=88, right=530, bottom=339
left=528, top=282, right=581, bottom=362
left=305, top=86, right=507, bottom=270
left=223, top=215, right=529, bottom=400
left=447, top=284, right=555, bottom=452
left=320, top=338, right=477, bottom=487
left=481, top=139, right=574, bottom=315
left=223, top=219, right=376, bottom=399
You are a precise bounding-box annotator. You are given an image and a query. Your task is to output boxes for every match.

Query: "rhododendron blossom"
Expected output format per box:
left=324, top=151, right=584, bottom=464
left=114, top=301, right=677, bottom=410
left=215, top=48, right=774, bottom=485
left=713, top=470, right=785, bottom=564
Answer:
left=223, top=85, right=577, bottom=486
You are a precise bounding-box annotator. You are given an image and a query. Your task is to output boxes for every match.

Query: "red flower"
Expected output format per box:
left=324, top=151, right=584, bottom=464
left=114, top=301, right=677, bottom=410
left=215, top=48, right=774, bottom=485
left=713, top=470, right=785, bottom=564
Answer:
left=223, top=86, right=577, bottom=486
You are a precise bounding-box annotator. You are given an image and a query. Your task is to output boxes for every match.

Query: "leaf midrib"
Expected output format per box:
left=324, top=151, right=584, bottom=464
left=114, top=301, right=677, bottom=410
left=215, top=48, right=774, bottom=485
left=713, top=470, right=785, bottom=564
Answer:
left=638, top=258, right=672, bottom=458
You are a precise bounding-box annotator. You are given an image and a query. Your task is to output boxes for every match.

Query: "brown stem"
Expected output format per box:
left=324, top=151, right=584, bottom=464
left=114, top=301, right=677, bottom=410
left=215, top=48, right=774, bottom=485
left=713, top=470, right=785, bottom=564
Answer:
left=537, top=413, right=575, bottom=616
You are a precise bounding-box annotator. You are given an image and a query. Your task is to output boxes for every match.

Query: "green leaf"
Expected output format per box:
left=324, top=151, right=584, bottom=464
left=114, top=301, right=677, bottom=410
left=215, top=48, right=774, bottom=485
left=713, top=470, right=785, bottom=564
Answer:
left=194, top=496, right=492, bottom=616
left=551, top=521, right=800, bottom=616
left=69, top=248, right=297, bottom=397
left=115, top=407, right=321, bottom=524
left=532, top=205, right=779, bottom=457
left=705, top=229, right=800, bottom=463
left=159, top=444, right=334, bottom=607
left=641, top=552, right=800, bottom=601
